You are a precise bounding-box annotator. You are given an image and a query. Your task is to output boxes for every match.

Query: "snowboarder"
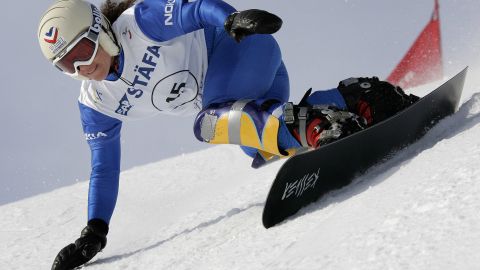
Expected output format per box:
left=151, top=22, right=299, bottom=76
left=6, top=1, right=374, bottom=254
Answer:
left=37, top=0, right=418, bottom=268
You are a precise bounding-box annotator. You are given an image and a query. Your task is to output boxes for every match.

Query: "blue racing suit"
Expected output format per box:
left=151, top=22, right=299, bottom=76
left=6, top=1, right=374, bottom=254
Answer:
left=80, top=0, right=346, bottom=225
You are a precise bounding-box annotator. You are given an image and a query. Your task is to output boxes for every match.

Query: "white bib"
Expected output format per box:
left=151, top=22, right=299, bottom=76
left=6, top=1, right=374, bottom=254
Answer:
left=79, top=7, right=208, bottom=120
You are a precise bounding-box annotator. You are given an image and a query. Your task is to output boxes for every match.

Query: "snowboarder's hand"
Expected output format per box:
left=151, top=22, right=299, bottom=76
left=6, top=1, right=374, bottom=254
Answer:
left=51, top=219, right=108, bottom=270
left=224, top=9, right=282, bottom=42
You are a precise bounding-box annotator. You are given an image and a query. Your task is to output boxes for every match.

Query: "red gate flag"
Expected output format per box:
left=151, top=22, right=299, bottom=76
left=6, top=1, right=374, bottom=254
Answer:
left=387, top=0, right=443, bottom=89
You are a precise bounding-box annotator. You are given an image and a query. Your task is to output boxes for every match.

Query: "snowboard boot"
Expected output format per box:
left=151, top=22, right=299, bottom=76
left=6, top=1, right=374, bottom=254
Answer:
left=284, top=90, right=368, bottom=149
left=337, top=77, right=419, bottom=125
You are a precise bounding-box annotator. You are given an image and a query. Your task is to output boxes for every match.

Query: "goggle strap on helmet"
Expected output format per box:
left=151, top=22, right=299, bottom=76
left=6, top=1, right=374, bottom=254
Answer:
left=98, top=14, right=120, bottom=57
left=99, top=28, right=120, bottom=57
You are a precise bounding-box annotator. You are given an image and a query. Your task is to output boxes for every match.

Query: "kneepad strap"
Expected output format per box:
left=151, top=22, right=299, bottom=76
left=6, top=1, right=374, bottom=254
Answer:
left=194, top=100, right=285, bottom=156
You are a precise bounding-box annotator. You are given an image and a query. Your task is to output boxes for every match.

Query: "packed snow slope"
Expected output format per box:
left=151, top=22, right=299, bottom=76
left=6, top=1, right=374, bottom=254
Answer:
left=2, top=77, right=480, bottom=269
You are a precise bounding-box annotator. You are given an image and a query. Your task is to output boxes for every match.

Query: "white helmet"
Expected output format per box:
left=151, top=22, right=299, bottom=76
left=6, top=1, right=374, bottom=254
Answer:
left=38, top=0, right=120, bottom=79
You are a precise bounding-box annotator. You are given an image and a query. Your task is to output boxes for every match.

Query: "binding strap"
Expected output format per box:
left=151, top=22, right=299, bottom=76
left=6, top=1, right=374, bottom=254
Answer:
left=284, top=102, right=311, bottom=148
left=228, top=100, right=253, bottom=145
left=298, top=107, right=309, bottom=147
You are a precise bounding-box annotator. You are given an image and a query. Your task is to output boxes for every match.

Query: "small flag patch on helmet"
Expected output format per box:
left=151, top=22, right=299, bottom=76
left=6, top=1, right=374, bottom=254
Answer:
left=44, top=27, right=58, bottom=44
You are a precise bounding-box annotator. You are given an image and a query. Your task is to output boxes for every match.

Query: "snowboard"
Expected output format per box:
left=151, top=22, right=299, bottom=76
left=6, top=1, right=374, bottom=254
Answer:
left=262, top=67, right=468, bottom=228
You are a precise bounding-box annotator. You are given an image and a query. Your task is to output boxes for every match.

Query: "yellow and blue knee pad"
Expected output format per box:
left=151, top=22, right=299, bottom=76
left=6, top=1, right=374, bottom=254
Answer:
left=194, top=100, right=287, bottom=157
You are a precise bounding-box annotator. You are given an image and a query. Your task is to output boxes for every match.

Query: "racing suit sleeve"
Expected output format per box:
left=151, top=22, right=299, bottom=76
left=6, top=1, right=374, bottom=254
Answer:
left=79, top=102, right=122, bottom=224
left=135, top=0, right=236, bottom=41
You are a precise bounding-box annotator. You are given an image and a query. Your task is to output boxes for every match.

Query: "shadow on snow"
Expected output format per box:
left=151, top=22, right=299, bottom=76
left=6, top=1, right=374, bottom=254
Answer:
left=90, top=202, right=264, bottom=266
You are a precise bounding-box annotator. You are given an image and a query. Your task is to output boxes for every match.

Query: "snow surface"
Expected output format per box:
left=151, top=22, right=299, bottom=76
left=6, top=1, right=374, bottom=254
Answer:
left=2, top=75, right=480, bottom=269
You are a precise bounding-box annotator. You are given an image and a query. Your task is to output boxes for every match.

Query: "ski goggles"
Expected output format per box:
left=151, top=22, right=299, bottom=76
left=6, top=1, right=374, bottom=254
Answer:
left=52, top=27, right=100, bottom=76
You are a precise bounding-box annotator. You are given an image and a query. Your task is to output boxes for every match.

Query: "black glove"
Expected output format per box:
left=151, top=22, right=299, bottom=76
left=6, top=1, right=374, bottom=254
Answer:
left=224, top=9, right=283, bottom=42
left=51, top=219, right=108, bottom=270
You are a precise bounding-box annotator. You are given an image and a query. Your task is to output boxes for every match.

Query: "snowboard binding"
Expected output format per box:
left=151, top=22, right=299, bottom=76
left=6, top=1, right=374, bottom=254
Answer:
left=284, top=89, right=367, bottom=149
left=338, top=76, right=420, bottom=125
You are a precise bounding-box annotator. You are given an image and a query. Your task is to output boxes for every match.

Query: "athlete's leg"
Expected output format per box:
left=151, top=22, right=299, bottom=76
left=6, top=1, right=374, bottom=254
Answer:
left=202, top=29, right=285, bottom=107
left=197, top=30, right=417, bottom=163
left=199, top=29, right=295, bottom=159
left=239, top=61, right=290, bottom=157
left=198, top=29, right=350, bottom=159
